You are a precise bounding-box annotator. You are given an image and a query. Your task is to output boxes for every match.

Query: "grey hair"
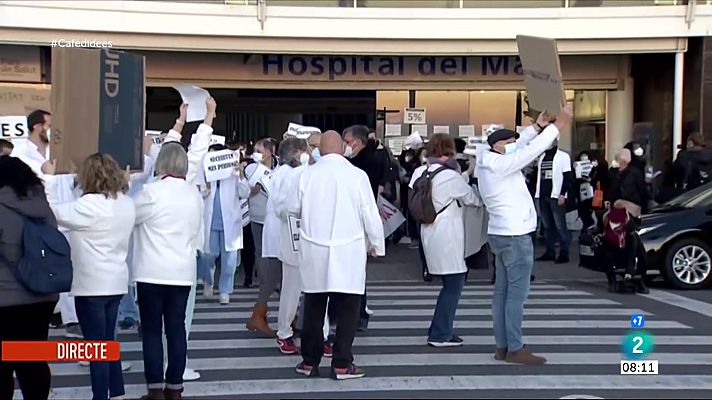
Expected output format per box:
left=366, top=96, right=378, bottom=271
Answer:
left=155, top=142, right=189, bottom=177
left=616, top=148, right=632, bottom=165
left=278, top=137, right=308, bottom=168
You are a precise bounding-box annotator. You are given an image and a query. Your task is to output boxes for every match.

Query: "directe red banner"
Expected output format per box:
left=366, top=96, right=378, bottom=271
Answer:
left=1, top=341, right=121, bottom=362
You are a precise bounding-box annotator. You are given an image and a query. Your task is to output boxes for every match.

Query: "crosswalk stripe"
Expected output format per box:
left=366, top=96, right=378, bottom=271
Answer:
left=190, top=308, right=650, bottom=320
left=196, top=290, right=593, bottom=301
left=39, top=375, right=712, bottom=398
left=193, top=298, right=621, bottom=309
left=48, top=352, right=712, bottom=376
left=113, top=334, right=711, bottom=352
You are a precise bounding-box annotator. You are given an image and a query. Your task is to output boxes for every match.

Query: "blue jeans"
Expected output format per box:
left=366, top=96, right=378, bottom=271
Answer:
left=489, top=234, right=534, bottom=352
left=118, top=285, right=139, bottom=322
left=538, top=197, right=571, bottom=258
left=74, top=295, right=125, bottom=400
left=136, top=282, right=190, bottom=390
left=427, top=272, right=466, bottom=342
left=199, top=230, right=240, bottom=294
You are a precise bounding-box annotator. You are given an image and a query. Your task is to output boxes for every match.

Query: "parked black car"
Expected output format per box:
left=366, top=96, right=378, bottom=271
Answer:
left=639, top=182, right=712, bottom=290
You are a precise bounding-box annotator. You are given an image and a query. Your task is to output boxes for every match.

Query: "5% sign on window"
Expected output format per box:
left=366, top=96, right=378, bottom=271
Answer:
left=620, top=313, right=657, bottom=375
left=404, top=108, right=426, bottom=124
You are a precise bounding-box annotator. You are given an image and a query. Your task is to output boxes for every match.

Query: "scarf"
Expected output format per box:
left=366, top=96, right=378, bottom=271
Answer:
left=604, top=207, right=629, bottom=249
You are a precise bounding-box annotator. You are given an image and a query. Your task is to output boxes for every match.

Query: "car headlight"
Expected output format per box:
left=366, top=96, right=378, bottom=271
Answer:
left=638, top=224, right=664, bottom=236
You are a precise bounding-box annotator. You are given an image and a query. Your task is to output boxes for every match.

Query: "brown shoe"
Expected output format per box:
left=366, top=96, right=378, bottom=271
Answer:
left=246, top=303, right=275, bottom=337
left=140, top=389, right=165, bottom=400
left=505, top=348, right=547, bottom=365
left=163, top=388, right=183, bottom=400
left=494, top=348, right=508, bottom=361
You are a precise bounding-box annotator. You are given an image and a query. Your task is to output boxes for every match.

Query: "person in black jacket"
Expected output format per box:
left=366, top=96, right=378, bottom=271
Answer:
left=344, top=125, right=386, bottom=199
left=607, top=148, right=648, bottom=214
left=674, top=132, right=712, bottom=193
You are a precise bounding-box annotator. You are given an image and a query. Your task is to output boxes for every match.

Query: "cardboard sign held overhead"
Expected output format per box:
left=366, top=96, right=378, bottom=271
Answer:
left=51, top=47, right=145, bottom=173
left=203, top=149, right=237, bottom=182
left=516, top=35, right=565, bottom=116
left=0, top=116, right=28, bottom=140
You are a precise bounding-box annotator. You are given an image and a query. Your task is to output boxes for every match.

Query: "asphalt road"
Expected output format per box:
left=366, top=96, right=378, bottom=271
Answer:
left=31, top=242, right=712, bottom=400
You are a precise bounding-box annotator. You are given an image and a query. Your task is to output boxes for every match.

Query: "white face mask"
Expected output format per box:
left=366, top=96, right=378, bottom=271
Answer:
left=344, top=145, right=353, bottom=158
left=504, top=142, right=517, bottom=155
left=580, top=155, right=589, bottom=162
left=46, top=128, right=51, bottom=141
left=311, top=148, right=321, bottom=161
left=405, top=155, right=413, bottom=163
left=299, top=152, right=310, bottom=166
left=633, top=147, right=644, bottom=157
left=252, top=152, right=264, bottom=163
left=610, top=160, right=620, bottom=169
left=420, top=156, right=427, bottom=164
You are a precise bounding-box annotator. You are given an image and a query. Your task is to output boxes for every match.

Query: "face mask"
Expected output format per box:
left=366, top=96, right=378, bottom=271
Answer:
left=633, top=147, right=644, bottom=157
left=344, top=145, right=353, bottom=158
left=311, top=148, right=321, bottom=161
left=610, top=160, right=620, bottom=169
left=299, top=152, right=310, bottom=166
left=580, top=156, right=589, bottom=162
left=46, top=128, right=51, bottom=141
left=420, top=156, right=427, bottom=164
left=405, top=155, right=413, bottom=163
left=504, top=143, right=517, bottom=155
left=252, top=152, right=263, bottom=163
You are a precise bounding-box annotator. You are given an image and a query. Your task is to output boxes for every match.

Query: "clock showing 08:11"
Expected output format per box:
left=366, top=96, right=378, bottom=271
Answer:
left=620, top=314, right=658, bottom=375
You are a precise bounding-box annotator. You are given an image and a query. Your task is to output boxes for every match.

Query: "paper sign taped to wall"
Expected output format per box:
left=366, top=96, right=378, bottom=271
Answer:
left=173, top=84, right=210, bottom=123
left=412, top=124, right=428, bottom=137
left=458, top=125, right=475, bottom=138
left=387, top=137, right=406, bottom=156
left=433, top=125, right=450, bottom=134
left=203, top=149, right=237, bottom=182
left=516, top=35, right=565, bottom=116
left=0, top=116, right=28, bottom=140
left=385, top=124, right=402, bottom=137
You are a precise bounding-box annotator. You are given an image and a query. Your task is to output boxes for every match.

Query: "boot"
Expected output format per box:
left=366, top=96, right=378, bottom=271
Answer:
left=163, top=388, right=183, bottom=400
left=494, top=348, right=507, bottom=361
left=140, top=389, right=165, bottom=400
left=246, top=303, right=275, bottom=336
left=637, top=280, right=649, bottom=294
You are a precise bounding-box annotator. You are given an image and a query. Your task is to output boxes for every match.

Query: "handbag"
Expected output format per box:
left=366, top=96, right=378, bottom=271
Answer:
left=592, top=182, right=604, bottom=209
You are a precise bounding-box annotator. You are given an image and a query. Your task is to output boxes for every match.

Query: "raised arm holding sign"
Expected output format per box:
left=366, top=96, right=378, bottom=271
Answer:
left=516, top=35, right=566, bottom=117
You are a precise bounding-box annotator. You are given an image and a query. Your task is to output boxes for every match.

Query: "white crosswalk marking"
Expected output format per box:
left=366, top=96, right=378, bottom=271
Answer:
left=26, top=280, right=712, bottom=399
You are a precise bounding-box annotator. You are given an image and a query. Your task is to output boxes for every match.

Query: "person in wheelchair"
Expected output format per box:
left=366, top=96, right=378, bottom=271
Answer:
left=599, top=200, right=649, bottom=294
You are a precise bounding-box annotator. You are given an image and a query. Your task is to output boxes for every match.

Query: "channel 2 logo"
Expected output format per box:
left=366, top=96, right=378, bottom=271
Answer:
left=621, top=314, right=655, bottom=360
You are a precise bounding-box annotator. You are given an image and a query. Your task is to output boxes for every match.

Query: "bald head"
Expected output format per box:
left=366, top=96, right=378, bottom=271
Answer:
left=320, top=130, right=343, bottom=156
left=308, top=132, right=322, bottom=148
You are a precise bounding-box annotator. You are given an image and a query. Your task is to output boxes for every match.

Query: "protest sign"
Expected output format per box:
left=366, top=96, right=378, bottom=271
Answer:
left=386, top=137, right=406, bottom=156
left=51, top=47, right=144, bottom=173
left=173, top=85, right=210, bottom=122
left=203, top=149, right=237, bottom=182
left=0, top=116, right=28, bottom=140
left=412, top=124, right=428, bottom=137
left=377, top=195, right=406, bottom=238
left=288, top=215, right=301, bottom=252
left=385, top=124, right=401, bottom=137
left=516, top=35, right=565, bottom=116
left=210, top=135, right=226, bottom=146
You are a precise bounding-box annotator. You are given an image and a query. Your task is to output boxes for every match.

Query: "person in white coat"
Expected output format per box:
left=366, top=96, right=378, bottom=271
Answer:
left=408, top=134, right=481, bottom=348
left=477, top=105, right=572, bottom=366
left=14, top=109, right=80, bottom=338
left=290, top=131, right=385, bottom=380
left=198, top=143, right=250, bottom=304
left=44, top=153, right=136, bottom=400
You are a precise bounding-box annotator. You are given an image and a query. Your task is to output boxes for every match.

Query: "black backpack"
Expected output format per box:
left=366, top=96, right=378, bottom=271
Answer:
left=409, top=166, right=449, bottom=225
left=15, top=217, right=73, bottom=294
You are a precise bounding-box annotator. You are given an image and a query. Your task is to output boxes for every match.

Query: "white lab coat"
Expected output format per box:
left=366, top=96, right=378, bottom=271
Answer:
left=200, top=173, right=250, bottom=254
left=263, top=165, right=290, bottom=258
left=274, top=164, right=307, bottom=267
left=164, top=123, right=213, bottom=187
left=290, top=154, right=385, bottom=295
left=410, top=164, right=481, bottom=275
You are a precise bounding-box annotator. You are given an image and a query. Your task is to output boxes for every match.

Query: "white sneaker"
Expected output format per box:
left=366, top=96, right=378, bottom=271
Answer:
left=219, top=293, right=230, bottom=305
left=183, top=367, right=201, bottom=381
left=365, top=306, right=374, bottom=316
left=121, top=361, right=131, bottom=371
left=398, top=237, right=412, bottom=245
left=203, top=285, right=214, bottom=297
left=197, top=278, right=204, bottom=285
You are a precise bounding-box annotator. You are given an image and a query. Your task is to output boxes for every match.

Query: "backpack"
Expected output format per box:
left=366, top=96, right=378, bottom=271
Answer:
left=15, top=217, right=73, bottom=294
left=409, top=166, right=450, bottom=225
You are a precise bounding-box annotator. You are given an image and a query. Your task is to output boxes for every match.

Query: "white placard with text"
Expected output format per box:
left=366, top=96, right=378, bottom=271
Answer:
left=203, top=149, right=237, bottom=182
left=404, top=108, right=426, bottom=124
left=0, top=116, right=28, bottom=140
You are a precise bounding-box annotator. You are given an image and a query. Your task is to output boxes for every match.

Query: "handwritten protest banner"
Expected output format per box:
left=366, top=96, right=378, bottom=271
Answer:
left=203, top=149, right=237, bottom=182
left=516, top=35, right=565, bottom=116
left=377, top=195, right=405, bottom=238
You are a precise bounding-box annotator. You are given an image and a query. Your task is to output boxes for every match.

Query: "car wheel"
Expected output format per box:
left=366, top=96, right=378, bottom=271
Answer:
left=663, top=238, right=712, bottom=290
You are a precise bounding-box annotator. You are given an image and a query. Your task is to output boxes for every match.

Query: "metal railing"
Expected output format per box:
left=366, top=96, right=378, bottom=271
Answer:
left=164, top=0, right=690, bottom=6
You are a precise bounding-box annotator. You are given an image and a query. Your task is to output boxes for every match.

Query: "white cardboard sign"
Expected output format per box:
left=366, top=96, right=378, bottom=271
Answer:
left=173, top=84, right=210, bottom=122
left=404, top=108, right=426, bottom=124
left=0, top=116, right=28, bottom=140
left=210, top=135, right=226, bottom=146
left=288, top=215, right=301, bottom=252
left=203, top=149, right=237, bottom=182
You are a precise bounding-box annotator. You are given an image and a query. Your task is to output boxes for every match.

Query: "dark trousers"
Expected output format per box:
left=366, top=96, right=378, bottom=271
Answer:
left=136, top=283, right=190, bottom=390
left=577, top=199, right=595, bottom=230
left=0, top=301, right=55, bottom=400
left=603, top=232, right=648, bottom=280
left=359, top=288, right=369, bottom=324
left=539, top=197, right=572, bottom=258
left=242, top=224, right=256, bottom=286
left=427, top=273, right=467, bottom=342
left=74, top=295, right=124, bottom=400
left=302, top=292, right=360, bottom=369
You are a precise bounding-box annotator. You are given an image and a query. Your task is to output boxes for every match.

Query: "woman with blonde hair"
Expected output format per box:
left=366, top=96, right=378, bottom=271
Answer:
left=44, top=153, right=136, bottom=400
